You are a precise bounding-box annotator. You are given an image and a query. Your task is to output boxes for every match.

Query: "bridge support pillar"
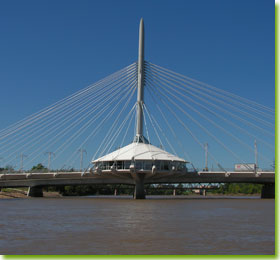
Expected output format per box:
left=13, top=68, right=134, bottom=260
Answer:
left=131, top=172, right=146, bottom=199
left=199, top=189, right=207, bottom=196
left=27, top=186, right=43, bottom=197
left=261, top=184, right=274, bottom=199
left=134, top=181, right=145, bottom=199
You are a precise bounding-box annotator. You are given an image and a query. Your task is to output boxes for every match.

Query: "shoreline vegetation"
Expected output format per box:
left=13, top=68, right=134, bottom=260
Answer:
left=0, top=183, right=263, bottom=199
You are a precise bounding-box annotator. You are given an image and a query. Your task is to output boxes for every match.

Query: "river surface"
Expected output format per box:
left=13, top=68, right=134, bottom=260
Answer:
left=0, top=196, right=275, bottom=255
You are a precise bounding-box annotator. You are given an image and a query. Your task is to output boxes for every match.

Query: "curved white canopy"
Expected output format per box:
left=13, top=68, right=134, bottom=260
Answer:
left=93, top=142, right=187, bottom=163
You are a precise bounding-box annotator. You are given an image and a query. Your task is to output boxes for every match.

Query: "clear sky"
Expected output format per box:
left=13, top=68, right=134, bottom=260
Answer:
left=0, top=0, right=275, bottom=170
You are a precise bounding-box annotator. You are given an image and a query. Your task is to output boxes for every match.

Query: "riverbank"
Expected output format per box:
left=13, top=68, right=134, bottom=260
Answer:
left=0, top=189, right=62, bottom=199
left=0, top=189, right=261, bottom=199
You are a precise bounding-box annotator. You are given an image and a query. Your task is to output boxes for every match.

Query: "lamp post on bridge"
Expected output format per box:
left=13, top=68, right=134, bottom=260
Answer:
left=78, top=148, right=87, bottom=172
left=19, top=153, right=27, bottom=172
left=45, top=152, right=55, bottom=172
left=254, top=139, right=258, bottom=171
left=204, top=143, right=208, bottom=171
left=0, top=157, right=3, bottom=169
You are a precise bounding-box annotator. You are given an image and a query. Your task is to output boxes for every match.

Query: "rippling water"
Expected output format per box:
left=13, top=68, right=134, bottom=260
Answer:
left=0, top=196, right=275, bottom=255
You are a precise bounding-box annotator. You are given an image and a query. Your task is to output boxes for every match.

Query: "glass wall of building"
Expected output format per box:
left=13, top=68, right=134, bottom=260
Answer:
left=95, top=160, right=186, bottom=171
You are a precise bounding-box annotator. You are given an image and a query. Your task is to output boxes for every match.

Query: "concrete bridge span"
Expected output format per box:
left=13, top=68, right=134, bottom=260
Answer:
left=0, top=170, right=274, bottom=198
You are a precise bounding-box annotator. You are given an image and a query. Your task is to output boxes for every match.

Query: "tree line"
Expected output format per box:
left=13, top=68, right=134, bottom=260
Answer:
left=48, top=183, right=262, bottom=196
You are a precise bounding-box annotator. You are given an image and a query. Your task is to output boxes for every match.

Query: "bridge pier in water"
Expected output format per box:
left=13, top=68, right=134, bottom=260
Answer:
left=261, top=184, right=274, bottom=199
left=27, top=186, right=43, bottom=197
left=199, top=189, right=207, bottom=196
left=134, top=181, right=145, bottom=199
left=133, top=173, right=145, bottom=199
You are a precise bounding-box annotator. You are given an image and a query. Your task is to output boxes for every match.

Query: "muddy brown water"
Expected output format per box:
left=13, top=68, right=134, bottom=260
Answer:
left=0, top=195, right=275, bottom=255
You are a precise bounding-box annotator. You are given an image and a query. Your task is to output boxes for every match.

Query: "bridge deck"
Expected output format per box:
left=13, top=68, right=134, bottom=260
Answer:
left=0, top=171, right=274, bottom=188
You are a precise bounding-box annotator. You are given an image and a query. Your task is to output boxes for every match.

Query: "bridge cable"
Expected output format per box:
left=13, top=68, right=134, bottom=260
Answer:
left=146, top=64, right=274, bottom=138
left=66, top=88, right=137, bottom=167
left=146, top=65, right=274, bottom=150
left=21, top=77, right=136, bottom=169
left=143, top=103, right=178, bottom=155
left=147, top=64, right=275, bottom=123
left=0, top=62, right=136, bottom=139
left=146, top=68, right=273, bottom=163
left=94, top=85, right=137, bottom=159
left=0, top=67, right=137, bottom=155
left=148, top=62, right=274, bottom=115
left=145, top=76, right=225, bottom=171
left=51, top=79, right=137, bottom=168
left=142, top=102, right=151, bottom=145
left=145, top=84, right=197, bottom=171
left=105, top=103, right=137, bottom=160
left=147, top=64, right=275, bottom=131
left=146, top=75, right=255, bottom=167
left=2, top=72, right=137, bottom=166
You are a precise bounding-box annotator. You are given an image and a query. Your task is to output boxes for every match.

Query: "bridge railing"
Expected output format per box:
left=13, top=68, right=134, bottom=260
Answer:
left=0, top=166, right=275, bottom=175
left=196, top=167, right=275, bottom=173
left=0, top=169, right=81, bottom=174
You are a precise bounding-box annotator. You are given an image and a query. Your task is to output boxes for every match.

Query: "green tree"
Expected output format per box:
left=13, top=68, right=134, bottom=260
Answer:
left=30, top=163, right=48, bottom=172
left=219, top=183, right=262, bottom=194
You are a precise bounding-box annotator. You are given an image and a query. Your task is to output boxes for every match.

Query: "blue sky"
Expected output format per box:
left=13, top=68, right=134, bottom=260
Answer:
left=0, top=0, right=275, bottom=170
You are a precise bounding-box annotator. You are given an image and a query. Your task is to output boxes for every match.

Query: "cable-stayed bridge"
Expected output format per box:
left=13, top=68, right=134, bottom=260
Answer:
left=0, top=19, right=275, bottom=199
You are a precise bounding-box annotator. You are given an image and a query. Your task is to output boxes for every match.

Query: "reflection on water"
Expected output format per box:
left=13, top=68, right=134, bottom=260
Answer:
left=0, top=196, right=274, bottom=255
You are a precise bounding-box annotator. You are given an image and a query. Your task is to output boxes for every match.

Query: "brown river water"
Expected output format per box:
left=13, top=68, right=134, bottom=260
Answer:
left=0, top=196, right=275, bottom=255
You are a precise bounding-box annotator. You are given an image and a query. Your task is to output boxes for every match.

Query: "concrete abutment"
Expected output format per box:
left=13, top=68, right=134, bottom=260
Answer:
left=27, top=186, right=43, bottom=197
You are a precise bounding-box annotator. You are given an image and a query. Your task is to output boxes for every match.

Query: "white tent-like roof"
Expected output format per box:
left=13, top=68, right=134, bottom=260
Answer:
left=92, top=142, right=186, bottom=163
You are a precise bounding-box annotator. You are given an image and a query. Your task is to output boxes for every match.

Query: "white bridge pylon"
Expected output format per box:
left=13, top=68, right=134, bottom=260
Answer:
left=92, top=18, right=187, bottom=199
left=0, top=19, right=275, bottom=199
